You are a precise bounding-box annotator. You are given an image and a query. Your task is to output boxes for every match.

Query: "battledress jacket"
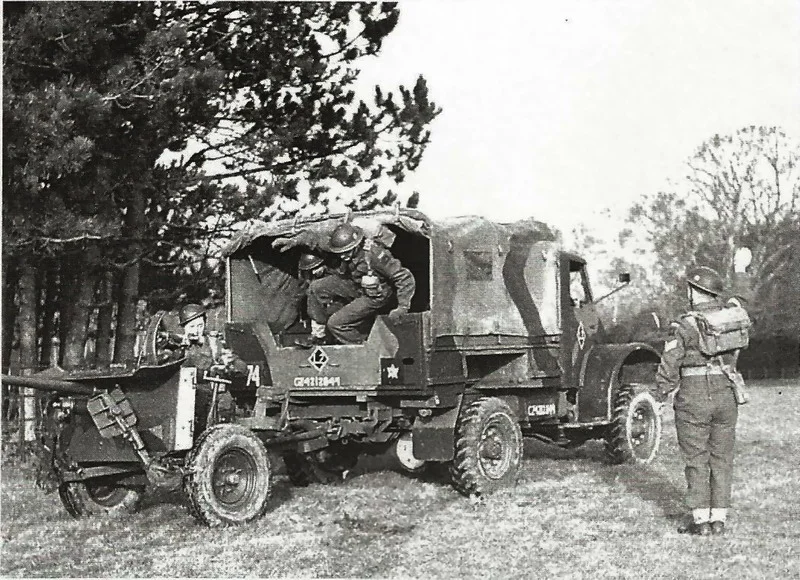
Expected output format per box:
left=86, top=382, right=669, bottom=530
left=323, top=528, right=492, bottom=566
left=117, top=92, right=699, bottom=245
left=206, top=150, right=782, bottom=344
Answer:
left=656, top=272, right=753, bottom=399
left=344, top=241, right=416, bottom=309
left=183, top=339, right=247, bottom=379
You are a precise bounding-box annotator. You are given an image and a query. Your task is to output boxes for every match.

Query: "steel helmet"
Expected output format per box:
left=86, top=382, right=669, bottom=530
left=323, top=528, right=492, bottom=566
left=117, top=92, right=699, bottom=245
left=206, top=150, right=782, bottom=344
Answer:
left=686, top=266, right=723, bottom=296
left=179, top=303, right=206, bottom=325
left=298, top=252, right=325, bottom=271
left=329, top=223, right=364, bottom=254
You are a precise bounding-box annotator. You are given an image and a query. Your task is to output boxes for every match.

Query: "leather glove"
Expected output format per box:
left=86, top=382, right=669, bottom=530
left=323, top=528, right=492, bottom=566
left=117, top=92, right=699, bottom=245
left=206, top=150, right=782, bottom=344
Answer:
left=387, top=307, right=409, bottom=323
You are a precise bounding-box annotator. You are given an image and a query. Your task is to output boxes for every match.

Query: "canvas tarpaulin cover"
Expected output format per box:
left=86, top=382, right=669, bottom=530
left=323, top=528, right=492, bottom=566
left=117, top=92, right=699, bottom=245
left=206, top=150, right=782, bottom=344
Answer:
left=223, top=210, right=431, bottom=333
left=223, top=210, right=558, bottom=338
left=429, top=216, right=559, bottom=338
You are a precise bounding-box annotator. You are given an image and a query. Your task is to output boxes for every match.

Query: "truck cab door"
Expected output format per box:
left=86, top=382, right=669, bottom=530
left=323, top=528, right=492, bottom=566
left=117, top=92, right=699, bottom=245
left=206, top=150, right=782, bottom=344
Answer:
left=560, top=256, right=602, bottom=388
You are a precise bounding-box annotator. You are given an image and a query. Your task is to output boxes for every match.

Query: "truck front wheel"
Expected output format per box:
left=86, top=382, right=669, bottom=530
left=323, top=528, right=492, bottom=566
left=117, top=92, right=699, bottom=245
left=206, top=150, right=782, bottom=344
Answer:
left=605, top=385, right=662, bottom=464
left=185, top=424, right=272, bottom=527
left=58, top=477, right=144, bottom=518
left=449, top=397, right=523, bottom=496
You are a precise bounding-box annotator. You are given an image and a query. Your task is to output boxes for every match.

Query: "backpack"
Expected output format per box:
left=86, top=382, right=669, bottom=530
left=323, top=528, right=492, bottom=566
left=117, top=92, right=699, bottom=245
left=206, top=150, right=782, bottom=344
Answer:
left=686, top=306, right=751, bottom=356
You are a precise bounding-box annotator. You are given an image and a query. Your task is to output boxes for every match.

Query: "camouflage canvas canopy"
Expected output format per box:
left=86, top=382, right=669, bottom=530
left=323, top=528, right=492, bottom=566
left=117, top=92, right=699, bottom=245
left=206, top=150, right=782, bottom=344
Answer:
left=223, top=209, right=559, bottom=339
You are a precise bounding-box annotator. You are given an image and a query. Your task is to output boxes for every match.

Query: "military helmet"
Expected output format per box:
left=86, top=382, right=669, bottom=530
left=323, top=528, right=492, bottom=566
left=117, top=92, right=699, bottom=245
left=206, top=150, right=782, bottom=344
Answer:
left=328, top=223, right=364, bottom=254
left=179, top=303, right=206, bottom=325
left=298, top=252, right=325, bottom=271
left=686, top=266, right=723, bottom=296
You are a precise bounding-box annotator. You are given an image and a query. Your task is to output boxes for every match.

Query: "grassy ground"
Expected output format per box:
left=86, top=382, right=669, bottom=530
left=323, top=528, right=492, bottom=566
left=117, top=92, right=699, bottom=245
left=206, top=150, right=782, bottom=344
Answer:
left=2, top=380, right=799, bottom=579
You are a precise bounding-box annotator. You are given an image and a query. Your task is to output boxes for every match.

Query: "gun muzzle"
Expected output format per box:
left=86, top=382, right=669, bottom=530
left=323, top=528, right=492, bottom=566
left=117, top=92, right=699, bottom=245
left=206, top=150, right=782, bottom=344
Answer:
left=0, top=374, right=100, bottom=397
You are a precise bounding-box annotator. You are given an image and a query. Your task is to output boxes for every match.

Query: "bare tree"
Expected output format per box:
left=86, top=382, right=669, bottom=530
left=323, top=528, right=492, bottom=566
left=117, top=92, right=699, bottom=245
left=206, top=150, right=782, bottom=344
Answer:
left=628, top=126, right=800, bottom=334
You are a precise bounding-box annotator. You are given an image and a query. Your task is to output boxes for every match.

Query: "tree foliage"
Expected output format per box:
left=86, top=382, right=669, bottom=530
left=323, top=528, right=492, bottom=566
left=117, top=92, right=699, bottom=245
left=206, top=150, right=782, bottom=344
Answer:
left=2, top=2, right=440, bottom=366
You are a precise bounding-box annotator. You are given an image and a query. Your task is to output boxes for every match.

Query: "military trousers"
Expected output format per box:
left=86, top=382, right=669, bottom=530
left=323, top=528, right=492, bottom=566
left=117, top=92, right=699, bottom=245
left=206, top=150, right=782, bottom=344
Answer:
left=326, top=294, right=394, bottom=344
left=673, top=374, right=739, bottom=509
left=307, top=275, right=393, bottom=344
left=307, top=275, right=362, bottom=324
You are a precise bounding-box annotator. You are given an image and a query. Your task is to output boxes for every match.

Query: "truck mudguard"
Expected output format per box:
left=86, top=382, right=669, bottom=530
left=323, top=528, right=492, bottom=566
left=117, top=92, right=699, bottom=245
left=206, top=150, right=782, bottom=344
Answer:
left=411, top=394, right=463, bottom=461
left=578, top=343, right=660, bottom=422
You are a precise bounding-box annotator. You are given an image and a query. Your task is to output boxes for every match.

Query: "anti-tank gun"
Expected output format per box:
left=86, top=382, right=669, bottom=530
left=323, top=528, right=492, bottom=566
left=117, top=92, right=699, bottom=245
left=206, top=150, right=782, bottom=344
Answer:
left=1, top=358, right=199, bottom=513
left=0, top=310, right=242, bottom=518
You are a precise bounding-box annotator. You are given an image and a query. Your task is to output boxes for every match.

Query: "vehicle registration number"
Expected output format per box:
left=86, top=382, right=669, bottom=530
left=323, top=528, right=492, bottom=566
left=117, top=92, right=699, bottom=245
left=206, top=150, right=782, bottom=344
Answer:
left=527, top=403, right=556, bottom=417
left=293, top=376, right=342, bottom=387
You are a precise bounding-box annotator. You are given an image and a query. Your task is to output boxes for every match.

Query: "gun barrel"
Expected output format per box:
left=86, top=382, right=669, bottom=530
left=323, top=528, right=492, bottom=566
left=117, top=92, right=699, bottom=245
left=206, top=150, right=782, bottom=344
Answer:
left=0, top=374, right=99, bottom=397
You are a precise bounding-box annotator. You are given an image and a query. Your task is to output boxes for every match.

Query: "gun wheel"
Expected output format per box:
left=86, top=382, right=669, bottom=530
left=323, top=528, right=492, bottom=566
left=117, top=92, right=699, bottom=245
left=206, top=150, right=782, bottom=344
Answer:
left=449, top=397, right=523, bottom=496
left=605, top=385, right=662, bottom=465
left=185, top=424, right=272, bottom=527
left=58, top=477, right=145, bottom=518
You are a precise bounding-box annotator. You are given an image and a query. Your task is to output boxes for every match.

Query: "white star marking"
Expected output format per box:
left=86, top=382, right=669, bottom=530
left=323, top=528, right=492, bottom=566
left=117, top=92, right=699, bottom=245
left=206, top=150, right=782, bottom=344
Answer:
left=386, top=364, right=400, bottom=380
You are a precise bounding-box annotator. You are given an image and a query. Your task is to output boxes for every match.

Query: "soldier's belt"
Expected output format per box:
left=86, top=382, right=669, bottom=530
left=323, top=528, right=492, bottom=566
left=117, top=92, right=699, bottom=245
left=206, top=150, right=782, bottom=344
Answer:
left=680, top=366, right=726, bottom=377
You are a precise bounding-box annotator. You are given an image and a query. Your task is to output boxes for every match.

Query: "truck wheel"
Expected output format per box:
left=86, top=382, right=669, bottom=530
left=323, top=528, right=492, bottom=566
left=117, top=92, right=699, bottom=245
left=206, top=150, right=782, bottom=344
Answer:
left=449, top=397, right=523, bottom=496
left=58, top=477, right=144, bottom=518
left=185, top=424, right=272, bottom=527
left=605, top=385, right=662, bottom=465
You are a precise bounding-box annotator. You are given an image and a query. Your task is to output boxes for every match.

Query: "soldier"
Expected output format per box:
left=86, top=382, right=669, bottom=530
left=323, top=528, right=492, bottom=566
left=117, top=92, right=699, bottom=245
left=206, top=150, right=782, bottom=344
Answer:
left=176, top=303, right=246, bottom=425
left=656, top=248, right=753, bottom=536
left=177, top=303, right=245, bottom=373
left=303, top=223, right=415, bottom=345
left=296, top=251, right=358, bottom=347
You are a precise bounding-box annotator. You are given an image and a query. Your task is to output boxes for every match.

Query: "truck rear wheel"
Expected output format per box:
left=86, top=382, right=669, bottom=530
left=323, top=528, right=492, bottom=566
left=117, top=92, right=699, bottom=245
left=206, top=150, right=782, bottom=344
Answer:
left=58, top=477, right=144, bottom=518
left=185, top=424, right=272, bottom=527
left=605, top=385, right=662, bottom=464
left=449, top=397, right=523, bottom=496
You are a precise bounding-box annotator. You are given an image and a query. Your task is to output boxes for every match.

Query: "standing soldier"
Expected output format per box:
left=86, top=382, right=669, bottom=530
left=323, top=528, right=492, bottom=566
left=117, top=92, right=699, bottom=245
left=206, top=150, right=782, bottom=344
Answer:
left=657, top=248, right=753, bottom=536
left=305, top=223, right=415, bottom=345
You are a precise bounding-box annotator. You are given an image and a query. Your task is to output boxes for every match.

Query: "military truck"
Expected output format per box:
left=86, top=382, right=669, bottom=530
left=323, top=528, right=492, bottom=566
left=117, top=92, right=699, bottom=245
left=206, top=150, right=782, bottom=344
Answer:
left=2, top=209, right=663, bottom=527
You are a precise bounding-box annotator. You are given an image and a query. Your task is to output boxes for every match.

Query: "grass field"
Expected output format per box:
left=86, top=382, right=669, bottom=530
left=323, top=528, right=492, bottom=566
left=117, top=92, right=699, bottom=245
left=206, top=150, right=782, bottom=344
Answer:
left=2, top=380, right=799, bottom=579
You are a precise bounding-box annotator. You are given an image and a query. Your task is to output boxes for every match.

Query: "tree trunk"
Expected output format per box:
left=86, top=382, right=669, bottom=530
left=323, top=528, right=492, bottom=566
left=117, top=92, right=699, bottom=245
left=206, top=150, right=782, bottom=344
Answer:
left=114, top=187, right=145, bottom=364
left=95, top=270, right=115, bottom=366
left=2, top=257, right=19, bottom=425
left=2, top=256, right=19, bottom=373
left=58, top=256, right=77, bottom=366
left=17, top=261, right=38, bottom=442
left=39, top=260, right=58, bottom=368
left=62, top=247, right=100, bottom=369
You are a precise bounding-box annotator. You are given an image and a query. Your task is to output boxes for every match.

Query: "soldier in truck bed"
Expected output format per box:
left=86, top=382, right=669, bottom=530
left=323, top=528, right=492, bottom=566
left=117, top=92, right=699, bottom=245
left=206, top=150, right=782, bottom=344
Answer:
left=296, top=251, right=359, bottom=346
left=300, top=223, right=416, bottom=346
left=656, top=248, right=753, bottom=537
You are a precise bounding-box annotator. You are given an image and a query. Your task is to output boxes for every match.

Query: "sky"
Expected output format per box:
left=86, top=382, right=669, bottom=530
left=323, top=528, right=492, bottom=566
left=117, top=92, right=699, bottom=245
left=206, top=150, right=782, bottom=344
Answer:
left=354, top=0, right=800, bottom=234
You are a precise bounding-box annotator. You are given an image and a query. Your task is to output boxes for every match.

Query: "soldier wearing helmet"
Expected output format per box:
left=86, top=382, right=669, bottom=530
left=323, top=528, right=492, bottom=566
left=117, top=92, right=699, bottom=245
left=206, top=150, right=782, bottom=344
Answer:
left=174, top=303, right=246, bottom=426
left=298, top=251, right=326, bottom=278
left=301, top=223, right=416, bottom=345
left=179, top=304, right=207, bottom=345
left=656, top=248, right=754, bottom=536
left=175, top=303, right=239, bottom=369
left=296, top=250, right=359, bottom=346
